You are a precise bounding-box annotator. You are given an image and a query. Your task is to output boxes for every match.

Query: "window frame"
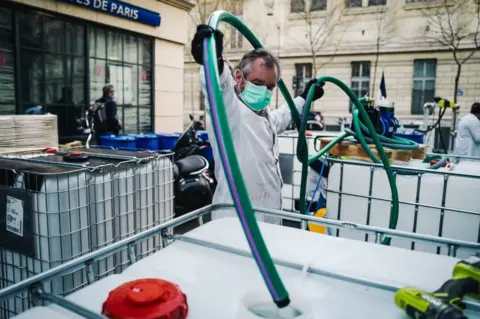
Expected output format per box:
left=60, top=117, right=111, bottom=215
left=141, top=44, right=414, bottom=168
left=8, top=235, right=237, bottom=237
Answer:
left=293, top=63, right=313, bottom=97
left=291, top=0, right=327, bottom=13
left=411, top=59, right=437, bottom=115
left=350, top=61, right=371, bottom=112
left=2, top=1, right=155, bottom=138
left=346, top=0, right=386, bottom=7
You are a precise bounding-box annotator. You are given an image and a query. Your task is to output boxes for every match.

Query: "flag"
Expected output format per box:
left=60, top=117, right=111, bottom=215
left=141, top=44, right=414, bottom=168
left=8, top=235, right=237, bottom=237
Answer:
left=380, top=71, right=387, bottom=98
left=376, top=71, right=387, bottom=105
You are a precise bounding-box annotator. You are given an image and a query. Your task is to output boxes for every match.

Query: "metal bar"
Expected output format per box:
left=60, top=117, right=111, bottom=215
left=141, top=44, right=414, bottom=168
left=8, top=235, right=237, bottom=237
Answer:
left=0, top=205, right=212, bottom=301
left=326, top=158, right=480, bottom=179
left=426, top=153, right=480, bottom=162
left=0, top=204, right=478, bottom=303
left=336, top=163, right=344, bottom=238
left=364, top=166, right=375, bottom=242
left=437, top=174, right=449, bottom=255
left=411, top=173, right=422, bottom=251
left=325, top=189, right=480, bottom=217
left=35, top=289, right=106, bottom=319
left=169, top=234, right=480, bottom=313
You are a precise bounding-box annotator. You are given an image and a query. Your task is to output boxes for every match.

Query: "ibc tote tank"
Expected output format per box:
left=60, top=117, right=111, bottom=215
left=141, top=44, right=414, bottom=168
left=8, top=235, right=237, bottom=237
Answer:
left=0, top=158, right=89, bottom=314
left=67, top=148, right=175, bottom=260
left=326, top=159, right=480, bottom=258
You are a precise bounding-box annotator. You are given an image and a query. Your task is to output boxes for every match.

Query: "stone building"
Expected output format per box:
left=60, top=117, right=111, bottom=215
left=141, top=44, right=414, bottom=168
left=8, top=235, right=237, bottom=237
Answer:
left=1, top=0, right=193, bottom=141
left=184, top=0, right=480, bottom=130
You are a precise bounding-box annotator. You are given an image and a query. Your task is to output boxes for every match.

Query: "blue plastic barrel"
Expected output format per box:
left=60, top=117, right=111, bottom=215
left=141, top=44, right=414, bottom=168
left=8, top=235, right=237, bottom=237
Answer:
left=202, top=147, right=214, bottom=163
left=157, top=133, right=181, bottom=150
left=196, top=130, right=209, bottom=141
left=128, top=133, right=159, bottom=150
left=394, top=131, right=424, bottom=144
left=99, top=135, right=137, bottom=149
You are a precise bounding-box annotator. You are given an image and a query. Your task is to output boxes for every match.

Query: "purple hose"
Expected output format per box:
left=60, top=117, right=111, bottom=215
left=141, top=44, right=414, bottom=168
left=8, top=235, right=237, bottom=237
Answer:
left=202, top=38, right=278, bottom=300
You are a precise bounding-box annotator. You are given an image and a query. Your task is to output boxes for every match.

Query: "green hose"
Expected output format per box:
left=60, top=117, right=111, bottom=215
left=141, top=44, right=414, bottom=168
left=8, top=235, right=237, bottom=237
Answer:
left=203, top=10, right=405, bottom=307
left=297, top=78, right=399, bottom=246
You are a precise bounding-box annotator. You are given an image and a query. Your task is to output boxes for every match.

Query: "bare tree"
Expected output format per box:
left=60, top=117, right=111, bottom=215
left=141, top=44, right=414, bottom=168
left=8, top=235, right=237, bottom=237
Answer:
left=292, top=0, right=345, bottom=76
left=371, top=6, right=395, bottom=97
left=423, top=0, right=480, bottom=103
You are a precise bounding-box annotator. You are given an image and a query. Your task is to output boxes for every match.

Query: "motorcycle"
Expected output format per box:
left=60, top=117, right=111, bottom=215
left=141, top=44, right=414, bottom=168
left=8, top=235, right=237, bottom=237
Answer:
left=171, top=120, right=216, bottom=215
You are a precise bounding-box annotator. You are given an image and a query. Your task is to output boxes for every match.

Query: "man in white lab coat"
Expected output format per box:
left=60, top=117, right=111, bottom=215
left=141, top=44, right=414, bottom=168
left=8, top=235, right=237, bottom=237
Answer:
left=191, top=25, right=325, bottom=224
left=454, top=102, right=480, bottom=158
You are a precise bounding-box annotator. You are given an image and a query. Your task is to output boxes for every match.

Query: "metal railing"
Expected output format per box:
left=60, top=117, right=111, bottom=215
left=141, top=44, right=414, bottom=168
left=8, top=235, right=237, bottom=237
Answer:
left=0, top=149, right=175, bottom=317
left=0, top=204, right=478, bottom=318
left=278, top=132, right=480, bottom=256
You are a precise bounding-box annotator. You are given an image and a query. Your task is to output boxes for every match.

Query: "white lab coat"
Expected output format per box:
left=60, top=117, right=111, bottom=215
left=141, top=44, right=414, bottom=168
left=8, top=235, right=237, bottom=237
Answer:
left=454, top=113, right=480, bottom=158
left=200, top=64, right=305, bottom=224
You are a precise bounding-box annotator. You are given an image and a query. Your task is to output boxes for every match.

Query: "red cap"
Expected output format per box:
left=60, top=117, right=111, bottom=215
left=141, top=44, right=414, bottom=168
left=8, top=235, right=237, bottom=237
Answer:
left=102, top=279, right=188, bottom=319
left=44, top=148, right=57, bottom=154
left=305, top=132, right=312, bottom=136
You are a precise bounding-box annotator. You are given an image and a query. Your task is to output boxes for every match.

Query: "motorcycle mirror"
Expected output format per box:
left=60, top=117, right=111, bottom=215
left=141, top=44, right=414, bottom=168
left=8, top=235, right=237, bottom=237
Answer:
left=189, top=114, right=194, bottom=121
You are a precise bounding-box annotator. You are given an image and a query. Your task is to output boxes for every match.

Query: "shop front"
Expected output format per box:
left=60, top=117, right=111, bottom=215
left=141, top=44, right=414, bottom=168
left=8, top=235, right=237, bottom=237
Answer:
left=0, top=0, right=192, bottom=143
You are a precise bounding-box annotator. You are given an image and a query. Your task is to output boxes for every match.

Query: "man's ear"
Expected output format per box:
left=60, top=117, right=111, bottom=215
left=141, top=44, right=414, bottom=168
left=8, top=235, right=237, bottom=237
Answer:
left=234, top=69, right=244, bottom=87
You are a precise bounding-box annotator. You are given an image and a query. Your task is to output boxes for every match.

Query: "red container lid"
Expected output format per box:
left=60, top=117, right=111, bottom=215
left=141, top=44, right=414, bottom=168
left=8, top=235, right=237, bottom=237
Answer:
left=102, top=279, right=188, bottom=319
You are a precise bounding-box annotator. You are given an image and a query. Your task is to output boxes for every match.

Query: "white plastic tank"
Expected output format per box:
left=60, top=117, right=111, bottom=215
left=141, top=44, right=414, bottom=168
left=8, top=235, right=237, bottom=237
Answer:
left=67, top=148, right=175, bottom=263
left=327, top=159, right=480, bottom=258
left=0, top=158, right=89, bottom=315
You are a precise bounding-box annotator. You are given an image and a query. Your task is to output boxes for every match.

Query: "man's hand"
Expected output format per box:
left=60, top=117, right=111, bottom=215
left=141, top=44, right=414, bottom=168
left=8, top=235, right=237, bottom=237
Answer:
left=300, top=79, right=325, bottom=101
left=191, top=24, right=224, bottom=73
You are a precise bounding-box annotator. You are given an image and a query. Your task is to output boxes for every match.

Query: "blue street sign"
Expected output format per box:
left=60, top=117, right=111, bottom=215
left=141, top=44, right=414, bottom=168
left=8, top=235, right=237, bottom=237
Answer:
left=58, top=0, right=161, bottom=27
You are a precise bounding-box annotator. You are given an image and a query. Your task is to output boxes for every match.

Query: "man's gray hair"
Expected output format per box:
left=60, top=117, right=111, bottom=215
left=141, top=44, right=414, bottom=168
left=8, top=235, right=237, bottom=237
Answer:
left=103, top=84, right=114, bottom=97
left=238, top=48, right=281, bottom=80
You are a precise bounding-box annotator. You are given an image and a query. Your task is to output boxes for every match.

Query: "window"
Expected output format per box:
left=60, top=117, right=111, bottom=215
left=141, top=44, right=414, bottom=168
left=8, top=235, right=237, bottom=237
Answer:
left=230, top=1, right=243, bottom=49
left=346, top=0, right=386, bottom=7
left=368, top=0, right=386, bottom=5
left=17, top=10, right=86, bottom=141
left=291, top=0, right=326, bottom=12
left=351, top=61, right=370, bottom=111
left=293, top=63, right=312, bottom=97
left=406, top=0, right=436, bottom=3
left=0, top=7, right=15, bottom=115
left=200, top=90, right=205, bottom=111
left=346, top=0, right=362, bottom=7
left=291, top=0, right=305, bottom=12
left=89, top=28, right=153, bottom=133
left=311, top=0, right=327, bottom=11
left=411, top=59, right=436, bottom=115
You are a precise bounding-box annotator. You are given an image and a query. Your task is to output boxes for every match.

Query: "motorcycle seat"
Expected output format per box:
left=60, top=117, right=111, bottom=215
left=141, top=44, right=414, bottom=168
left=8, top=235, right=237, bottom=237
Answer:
left=176, top=155, right=208, bottom=177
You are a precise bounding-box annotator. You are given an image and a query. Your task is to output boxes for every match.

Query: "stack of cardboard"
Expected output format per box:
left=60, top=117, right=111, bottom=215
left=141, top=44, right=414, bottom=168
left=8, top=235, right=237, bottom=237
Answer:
left=0, top=114, right=58, bottom=153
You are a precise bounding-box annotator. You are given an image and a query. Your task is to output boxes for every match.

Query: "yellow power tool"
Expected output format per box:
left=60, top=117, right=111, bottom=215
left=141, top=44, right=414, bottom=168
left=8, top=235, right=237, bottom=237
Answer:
left=395, top=256, right=480, bottom=319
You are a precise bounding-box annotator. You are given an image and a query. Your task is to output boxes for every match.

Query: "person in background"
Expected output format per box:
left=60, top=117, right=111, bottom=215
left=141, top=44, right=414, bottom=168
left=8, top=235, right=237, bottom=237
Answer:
left=91, top=84, right=121, bottom=143
left=191, top=25, right=325, bottom=224
left=454, top=102, right=480, bottom=158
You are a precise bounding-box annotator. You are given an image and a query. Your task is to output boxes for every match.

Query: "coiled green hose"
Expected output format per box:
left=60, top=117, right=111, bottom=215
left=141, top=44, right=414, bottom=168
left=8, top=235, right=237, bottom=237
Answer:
left=202, top=10, right=407, bottom=308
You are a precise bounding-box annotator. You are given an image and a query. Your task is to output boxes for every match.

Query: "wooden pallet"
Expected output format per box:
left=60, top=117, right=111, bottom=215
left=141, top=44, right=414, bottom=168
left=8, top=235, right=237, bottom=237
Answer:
left=316, top=137, right=427, bottom=163
left=59, top=141, right=82, bottom=150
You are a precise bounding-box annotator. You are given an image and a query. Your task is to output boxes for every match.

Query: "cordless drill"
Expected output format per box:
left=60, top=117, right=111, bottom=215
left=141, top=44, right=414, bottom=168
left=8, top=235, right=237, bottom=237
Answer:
left=395, top=256, right=480, bottom=319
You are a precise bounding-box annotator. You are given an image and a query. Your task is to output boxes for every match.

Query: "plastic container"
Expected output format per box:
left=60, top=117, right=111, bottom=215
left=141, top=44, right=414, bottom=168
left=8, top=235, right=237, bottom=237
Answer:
left=99, top=135, right=137, bottom=150
left=196, top=131, right=209, bottom=141
left=202, top=147, right=214, bottom=163
left=327, top=160, right=480, bottom=258
left=128, top=133, right=160, bottom=151
left=66, top=148, right=175, bottom=262
left=0, top=158, right=90, bottom=314
left=156, top=133, right=180, bottom=151
left=394, top=131, right=424, bottom=144
left=102, top=278, right=188, bottom=319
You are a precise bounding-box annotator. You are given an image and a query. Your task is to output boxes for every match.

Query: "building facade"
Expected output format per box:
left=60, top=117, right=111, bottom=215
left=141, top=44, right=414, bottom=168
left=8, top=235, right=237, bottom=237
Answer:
left=0, top=0, right=193, bottom=143
left=184, top=0, right=480, bottom=128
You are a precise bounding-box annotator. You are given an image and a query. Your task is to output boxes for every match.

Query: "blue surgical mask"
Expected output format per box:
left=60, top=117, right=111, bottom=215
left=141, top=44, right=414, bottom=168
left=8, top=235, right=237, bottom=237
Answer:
left=239, top=81, right=272, bottom=111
